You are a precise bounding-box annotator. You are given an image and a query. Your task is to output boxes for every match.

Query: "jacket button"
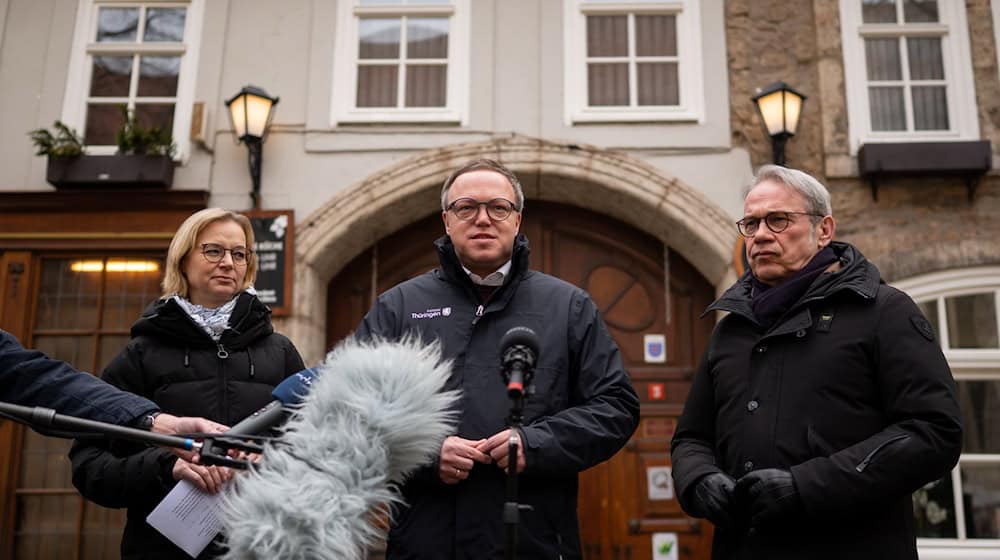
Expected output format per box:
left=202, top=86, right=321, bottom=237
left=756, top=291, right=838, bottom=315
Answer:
left=796, top=329, right=806, bottom=338
left=756, top=345, right=768, bottom=353
left=743, top=460, right=754, bottom=472
left=747, top=400, right=759, bottom=412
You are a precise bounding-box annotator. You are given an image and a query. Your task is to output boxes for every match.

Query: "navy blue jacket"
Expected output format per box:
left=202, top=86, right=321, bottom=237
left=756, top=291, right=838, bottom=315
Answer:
left=1, top=329, right=155, bottom=424
left=355, top=235, right=640, bottom=560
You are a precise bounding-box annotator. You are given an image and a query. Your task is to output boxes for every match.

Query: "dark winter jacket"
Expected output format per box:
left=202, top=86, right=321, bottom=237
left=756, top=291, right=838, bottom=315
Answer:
left=355, top=234, right=640, bottom=560
left=1, top=329, right=156, bottom=424
left=671, top=242, right=962, bottom=560
left=69, top=291, right=304, bottom=560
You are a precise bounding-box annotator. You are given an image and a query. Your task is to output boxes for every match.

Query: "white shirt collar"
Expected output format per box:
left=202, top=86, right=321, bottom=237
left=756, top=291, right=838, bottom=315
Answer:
left=462, top=259, right=512, bottom=287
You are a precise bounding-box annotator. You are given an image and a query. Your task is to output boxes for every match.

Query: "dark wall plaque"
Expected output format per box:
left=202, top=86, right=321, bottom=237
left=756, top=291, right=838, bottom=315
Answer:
left=246, top=210, right=294, bottom=316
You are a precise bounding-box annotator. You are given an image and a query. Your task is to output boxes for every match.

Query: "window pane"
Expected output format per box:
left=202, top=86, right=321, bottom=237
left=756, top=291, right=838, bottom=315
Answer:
left=957, top=380, right=1000, bottom=454
left=913, top=475, right=958, bottom=538
left=84, top=104, right=125, bottom=145
left=81, top=502, right=126, bottom=560
left=862, top=0, right=898, bottom=23
left=865, top=38, right=902, bottom=81
left=361, top=0, right=451, bottom=4
left=907, top=37, right=943, bottom=80
left=912, top=86, right=949, bottom=130
left=360, top=18, right=401, bottom=59
left=961, top=463, right=1000, bottom=538
left=946, top=293, right=999, bottom=348
left=587, top=15, right=627, bottom=57
left=903, top=0, right=938, bottom=22
left=637, top=62, right=678, bottom=106
left=89, top=56, right=132, bottom=97
left=137, top=56, right=180, bottom=97
left=33, top=336, right=96, bottom=371
left=36, top=260, right=101, bottom=329
left=588, top=63, right=629, bottom=106
left=407, top=18, right=448, bottom=59
left=635, top=15, right=676, bottom=57
left=917, top=300, right=940, bottom=340
left=405, top=64, right=446, bottom=107
left=868, top=87, right=906, bottom=131
left=134, top=103, right=175, bottom=134
left=101, top=258, right=163, bottom=330
left=96, top=7, right=138, bottom=42
left=14, top=495, right=79, bottom=559
left=357, top=65, right=399, bottom=107
left=143, top=7, right=186, bottom=42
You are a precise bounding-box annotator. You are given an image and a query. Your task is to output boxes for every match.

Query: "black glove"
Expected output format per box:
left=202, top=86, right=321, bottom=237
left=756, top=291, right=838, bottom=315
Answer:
left=735, top=468, right=802, bottom=528
left=689, top=472, right=737, bottom=528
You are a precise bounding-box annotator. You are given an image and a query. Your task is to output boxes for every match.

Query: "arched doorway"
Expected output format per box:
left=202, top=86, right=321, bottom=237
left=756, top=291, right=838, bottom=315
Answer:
left=326, top=201, right=716, bottom=560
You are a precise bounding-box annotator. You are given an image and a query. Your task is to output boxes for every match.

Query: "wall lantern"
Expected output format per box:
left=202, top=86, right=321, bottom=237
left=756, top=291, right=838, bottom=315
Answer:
left=226, top=85, right=279, bottom=209
left=751, top=81, right=806, bottom=166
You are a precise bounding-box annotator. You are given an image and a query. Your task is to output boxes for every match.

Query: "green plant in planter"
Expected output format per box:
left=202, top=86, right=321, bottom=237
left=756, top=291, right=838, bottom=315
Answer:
left=116, top=106, right=177, bottom=158
left=28, top=121, right=85, bottom=158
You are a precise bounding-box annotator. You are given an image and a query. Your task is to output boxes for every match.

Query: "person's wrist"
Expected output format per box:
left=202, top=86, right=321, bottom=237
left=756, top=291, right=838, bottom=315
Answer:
left=149, top=412, right=175, bottom=434
left=133, top=410, right=162, bottom=432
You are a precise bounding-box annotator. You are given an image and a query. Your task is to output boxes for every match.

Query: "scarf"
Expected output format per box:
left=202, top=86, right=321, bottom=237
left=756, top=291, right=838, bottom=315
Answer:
left=173, top=292, right=243, bottom=342
left=750, top=246, right=838, bottom=328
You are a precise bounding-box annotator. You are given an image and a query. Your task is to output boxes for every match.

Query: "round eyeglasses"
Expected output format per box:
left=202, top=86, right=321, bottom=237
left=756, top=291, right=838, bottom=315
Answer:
left=446, top=198, right=518, bottom=222
left=200, top=243, right=252, bottom=266
left=735, top=211, right=824, bottom=237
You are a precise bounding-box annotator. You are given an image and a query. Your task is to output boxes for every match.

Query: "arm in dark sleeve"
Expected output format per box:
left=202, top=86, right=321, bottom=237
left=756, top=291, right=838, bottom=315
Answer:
left=790, top=289, right=963, bottom=518
left=69, top=342, right=178, bottom=508
left=0, top=329, right=156, bottom=424
left=520, top=292, right=640, bottom=475
left=281, top=334, right=306, bottom=376
left=671, top=347, right=725, bottom=513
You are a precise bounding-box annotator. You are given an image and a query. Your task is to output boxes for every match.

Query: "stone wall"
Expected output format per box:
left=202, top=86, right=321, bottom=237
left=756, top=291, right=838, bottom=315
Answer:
left=726, top=0, right=1000, bottom=282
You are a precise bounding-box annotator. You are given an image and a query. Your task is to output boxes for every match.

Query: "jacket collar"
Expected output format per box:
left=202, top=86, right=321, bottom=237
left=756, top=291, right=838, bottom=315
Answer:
left=705, top=241, right=881, bottom=327
left=132, top=290, right=273, bottom=347
left=435, top=234, right=531, bottom=307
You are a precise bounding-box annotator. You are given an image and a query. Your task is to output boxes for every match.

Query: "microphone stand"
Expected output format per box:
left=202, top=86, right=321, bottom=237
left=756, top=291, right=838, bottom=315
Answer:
left=0, top=401, right=260, bottom=468
left=503, top=389, right=532, bottom=560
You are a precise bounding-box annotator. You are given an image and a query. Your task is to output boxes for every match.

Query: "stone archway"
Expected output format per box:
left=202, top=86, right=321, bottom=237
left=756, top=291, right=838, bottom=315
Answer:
left=287, top=136, right=737, bottom=362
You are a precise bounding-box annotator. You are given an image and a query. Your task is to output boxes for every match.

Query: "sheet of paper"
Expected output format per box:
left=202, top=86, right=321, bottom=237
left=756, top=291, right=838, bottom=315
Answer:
left=146, top=479, right=224, bottom=558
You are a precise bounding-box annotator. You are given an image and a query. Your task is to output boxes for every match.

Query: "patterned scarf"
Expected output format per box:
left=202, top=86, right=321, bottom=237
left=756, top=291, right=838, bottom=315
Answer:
left=173, top=292, right=243, bottom=342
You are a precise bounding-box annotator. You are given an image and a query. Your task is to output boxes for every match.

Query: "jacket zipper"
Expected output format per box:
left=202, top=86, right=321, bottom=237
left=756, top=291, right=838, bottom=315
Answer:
left=472, top=304, right=485, bottom=325
left=856, top=434, right=908, bottom=472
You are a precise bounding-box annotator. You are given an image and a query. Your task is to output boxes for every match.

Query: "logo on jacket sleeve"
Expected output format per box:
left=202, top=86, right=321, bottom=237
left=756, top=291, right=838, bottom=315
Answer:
left=411, top=307, right=452, bottom=320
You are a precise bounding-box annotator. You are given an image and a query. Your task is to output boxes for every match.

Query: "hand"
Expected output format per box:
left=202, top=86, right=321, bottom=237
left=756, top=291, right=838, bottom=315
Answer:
left=438, top=435, right=493, bottom=484
left=478, top=429, right=526, bottom=475
left=690, top=472, right=737, bottom=528
left=151, top=413, right=228, bottom=462
left=172, top=457, right=232, bottom=494
left=735, top=468, right=802, bottom=528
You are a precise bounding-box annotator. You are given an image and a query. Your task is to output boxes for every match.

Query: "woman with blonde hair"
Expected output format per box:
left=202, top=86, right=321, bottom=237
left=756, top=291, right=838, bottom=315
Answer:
left=70, top=208, right=304, bottom=559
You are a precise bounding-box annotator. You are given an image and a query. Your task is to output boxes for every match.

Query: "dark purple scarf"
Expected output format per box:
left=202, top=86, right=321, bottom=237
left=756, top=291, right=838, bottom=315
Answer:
left=750, top=246, right=838, bottom=328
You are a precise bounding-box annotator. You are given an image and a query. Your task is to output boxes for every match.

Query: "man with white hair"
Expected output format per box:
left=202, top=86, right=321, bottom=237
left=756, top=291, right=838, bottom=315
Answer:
left=671, top=165, right=962, bottom=559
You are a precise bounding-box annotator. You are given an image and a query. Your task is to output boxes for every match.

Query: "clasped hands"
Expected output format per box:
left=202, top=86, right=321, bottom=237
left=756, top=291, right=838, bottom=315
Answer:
left=438, top=430, right=525, bottom=484
left=691, top=468, right=802, bottom=530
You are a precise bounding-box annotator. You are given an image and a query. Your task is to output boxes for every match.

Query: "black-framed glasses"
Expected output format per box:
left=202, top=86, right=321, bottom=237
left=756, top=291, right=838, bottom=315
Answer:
left=446, top=197, right=518, bottom=222
left=200, top=243, right=252, bottom=266
left=735, top=211, right=824, bottom=237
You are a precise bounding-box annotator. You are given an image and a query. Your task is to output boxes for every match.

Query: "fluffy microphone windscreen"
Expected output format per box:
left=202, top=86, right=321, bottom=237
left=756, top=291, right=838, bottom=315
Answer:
left=218, top=336, right=458, bottom=560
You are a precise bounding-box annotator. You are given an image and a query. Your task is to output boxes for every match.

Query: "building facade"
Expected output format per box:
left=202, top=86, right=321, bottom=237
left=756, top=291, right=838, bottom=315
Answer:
left=0, top=0, right=997, bottom=558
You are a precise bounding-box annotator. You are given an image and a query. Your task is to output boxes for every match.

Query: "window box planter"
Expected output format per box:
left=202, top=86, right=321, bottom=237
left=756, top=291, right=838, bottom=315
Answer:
left=46, top=154, right=175, bottom=189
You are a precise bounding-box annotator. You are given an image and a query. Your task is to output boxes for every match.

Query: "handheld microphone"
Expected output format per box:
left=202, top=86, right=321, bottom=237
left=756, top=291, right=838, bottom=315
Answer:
left=225, top=368, right=318, bottom=436
left=499, top=326, right=540, bottom=398
left=218, top=336, right=459, bottom=560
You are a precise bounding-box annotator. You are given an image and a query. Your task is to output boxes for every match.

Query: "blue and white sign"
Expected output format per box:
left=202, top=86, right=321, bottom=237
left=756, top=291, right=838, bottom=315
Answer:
left=644, top=334, right=667, bottom=363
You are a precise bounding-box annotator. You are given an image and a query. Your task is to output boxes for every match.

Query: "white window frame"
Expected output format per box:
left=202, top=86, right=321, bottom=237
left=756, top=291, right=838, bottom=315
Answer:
left=330, top=0, right=469, bottom=126
left=895, top=267, right=1000, bottom=557
left=563, top=0, right=704, bottom=124
left=61, top=0, right=203, bottom=162
left=839, top=0, right=979, bottom=153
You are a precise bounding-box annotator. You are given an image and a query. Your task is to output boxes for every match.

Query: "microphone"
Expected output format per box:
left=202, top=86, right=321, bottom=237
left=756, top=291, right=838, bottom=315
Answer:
left=499, top=326, right=540, bottom=398
left=225, top=368, right=318, bottom=436
left=217, top=335, right=458, bottom=560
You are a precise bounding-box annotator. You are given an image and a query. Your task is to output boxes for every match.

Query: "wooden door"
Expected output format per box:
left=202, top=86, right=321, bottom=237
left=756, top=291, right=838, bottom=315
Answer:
left=327, top=201, right=715, bottom=560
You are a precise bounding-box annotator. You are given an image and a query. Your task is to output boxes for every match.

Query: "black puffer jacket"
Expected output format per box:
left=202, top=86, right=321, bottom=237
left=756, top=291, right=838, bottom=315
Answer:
left=69, top=291, right=304, bottom=560
left=671, top=242, right=962, bottom=560
left=355, top=235, right=640, bottom=560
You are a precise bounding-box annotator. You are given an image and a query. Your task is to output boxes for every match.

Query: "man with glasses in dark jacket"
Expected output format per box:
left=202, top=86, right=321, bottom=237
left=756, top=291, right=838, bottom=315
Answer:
left=671, top=165, right=962, bottom=560
left=355, top=158, right=640, bottom=559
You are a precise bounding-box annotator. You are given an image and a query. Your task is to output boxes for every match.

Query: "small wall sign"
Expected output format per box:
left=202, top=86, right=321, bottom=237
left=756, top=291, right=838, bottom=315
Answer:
left=647, top=466, right=673, bottom=501
left=652, top=532, right=679, bottom=560
left=644, top=334, right=667, bottom=363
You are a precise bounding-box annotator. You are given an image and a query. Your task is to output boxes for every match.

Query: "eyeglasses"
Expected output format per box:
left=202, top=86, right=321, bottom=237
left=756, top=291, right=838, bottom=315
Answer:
left=200, top=243, right=252, bottom=266
left=446, top=198, right=518, bottom=222
left=735, top=211, right=824, bottom=237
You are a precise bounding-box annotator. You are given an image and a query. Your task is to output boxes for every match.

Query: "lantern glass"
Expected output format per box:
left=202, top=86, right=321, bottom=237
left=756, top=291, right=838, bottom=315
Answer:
left=227, top=90, right=276, bottom=140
